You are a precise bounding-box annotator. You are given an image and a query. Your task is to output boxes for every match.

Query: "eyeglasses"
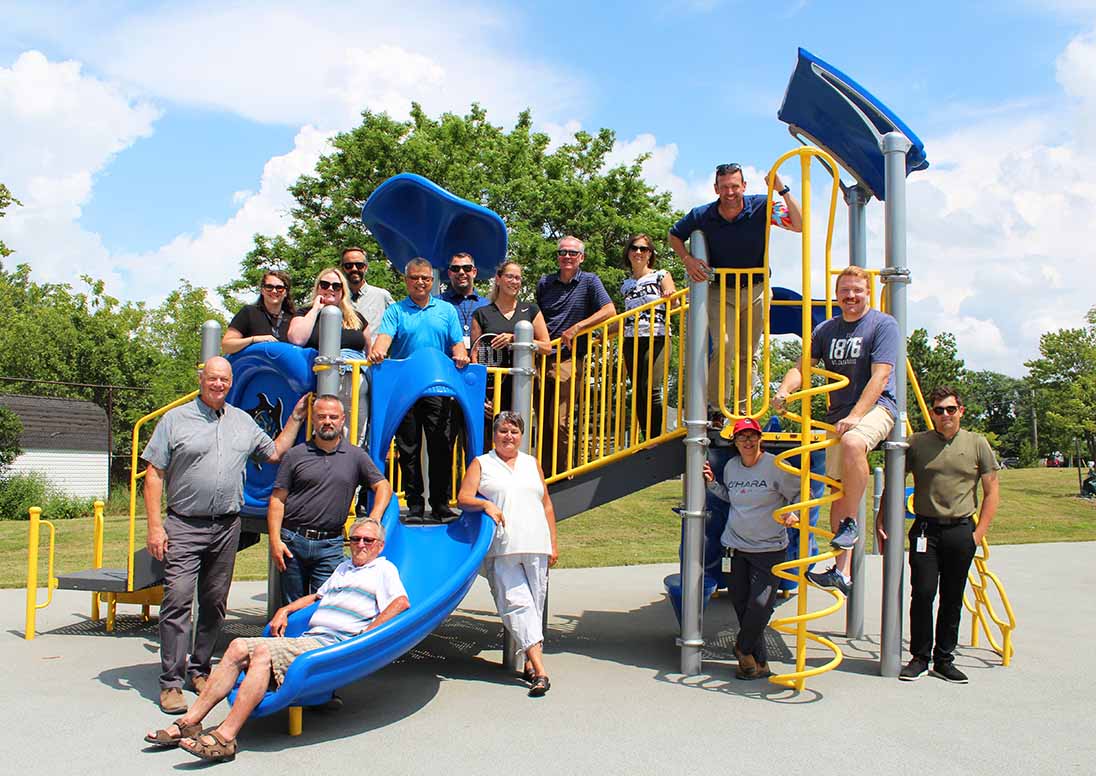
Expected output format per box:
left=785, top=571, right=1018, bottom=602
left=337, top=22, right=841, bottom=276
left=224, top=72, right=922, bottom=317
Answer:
left=628, top=245, right=652, bottom=254
left=347, top=536, right=378, bottom=545
left=261, top=283, right=287, bottom=292
left=407, top=275, right=433, bottom=284
left=449, top=264, right=475, bottom=273
left=932, top=405, right=960, bottom=416
left=500, top=273, right=522, bottom=281
left=342, top=261, right=366, bottom=270
left=715, top=163, right=742, bottom=176
left=557, top=249, right=582, bottom=257
left=318, top=280, right=343, bottom=291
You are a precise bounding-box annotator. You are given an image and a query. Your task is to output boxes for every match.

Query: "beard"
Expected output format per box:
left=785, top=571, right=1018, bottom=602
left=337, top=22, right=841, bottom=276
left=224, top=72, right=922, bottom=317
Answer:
left=316, top=425, right=342, bottom=441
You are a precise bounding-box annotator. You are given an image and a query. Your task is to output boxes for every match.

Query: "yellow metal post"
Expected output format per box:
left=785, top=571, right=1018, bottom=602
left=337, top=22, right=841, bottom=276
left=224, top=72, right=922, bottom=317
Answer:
left=288, top=706, right=303, bottom=736
left=25, top=506, right=41, bottom=640
left=91, top=499, right=104, bottom=621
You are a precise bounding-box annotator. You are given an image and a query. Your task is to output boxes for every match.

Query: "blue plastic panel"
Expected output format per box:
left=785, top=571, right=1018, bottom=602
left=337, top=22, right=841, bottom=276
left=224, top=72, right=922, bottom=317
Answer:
left=361, top=173, right=508, bottom=276
left=778, top=48, right=928, bottom=200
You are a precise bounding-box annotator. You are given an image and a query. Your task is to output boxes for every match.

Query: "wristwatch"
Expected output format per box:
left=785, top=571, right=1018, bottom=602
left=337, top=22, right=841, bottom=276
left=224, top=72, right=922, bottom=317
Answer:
left=777, top=185, right=791, bottom=196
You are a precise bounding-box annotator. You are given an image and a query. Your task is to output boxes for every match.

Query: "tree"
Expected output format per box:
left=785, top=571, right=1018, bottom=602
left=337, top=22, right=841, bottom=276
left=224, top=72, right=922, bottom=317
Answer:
left=963, top=370, right=1022, bottom=442
left=0, top=405, right=21, bottom=473
left=1025, top=317, right=1096, bottom=462
left=223, top=104, right=682, bottom=310
left=0, top=183, right=18, bottom=259
left=906, top=328, right=965, bottom=430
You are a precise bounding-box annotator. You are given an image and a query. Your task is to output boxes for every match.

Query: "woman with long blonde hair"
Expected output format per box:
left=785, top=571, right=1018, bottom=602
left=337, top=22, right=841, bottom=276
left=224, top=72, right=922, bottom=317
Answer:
left=287, top=267, right=368, bottom=350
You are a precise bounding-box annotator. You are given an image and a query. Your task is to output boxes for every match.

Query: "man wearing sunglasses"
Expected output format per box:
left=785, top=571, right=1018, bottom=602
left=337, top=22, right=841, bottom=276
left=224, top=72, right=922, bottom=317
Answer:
left=143, top=517, right=408, bottom=763
left=341, top=247, right=394, bottom=349
left=877, top=386, right=999, bottom=684
left=668, top=162, right=802, bottom=421
left=534, top=235, right=616, bottom=475
left=371, top=258, right=469, bottom=521
left=267, top=394, right=392, bottom=606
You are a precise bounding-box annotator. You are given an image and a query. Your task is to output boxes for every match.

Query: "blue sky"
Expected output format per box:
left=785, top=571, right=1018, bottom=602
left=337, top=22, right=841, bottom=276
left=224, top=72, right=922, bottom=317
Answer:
left=2, top=0, right=1095, bottom=375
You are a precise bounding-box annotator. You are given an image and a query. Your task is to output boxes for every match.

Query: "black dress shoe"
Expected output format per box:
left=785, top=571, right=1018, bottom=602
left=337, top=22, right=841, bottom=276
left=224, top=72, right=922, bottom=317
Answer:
left=404, top=504, right=425, bottom=523
left=430, top=504, right=458, bottom=522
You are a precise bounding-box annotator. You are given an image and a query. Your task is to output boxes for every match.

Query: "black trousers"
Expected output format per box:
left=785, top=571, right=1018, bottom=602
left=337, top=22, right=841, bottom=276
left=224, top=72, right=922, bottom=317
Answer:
left=622, top=336, right=666, bottom=439
left=396, top=396, right=453, bottom=509
left=908, top=516, right=977, bottom=665
left=728, top=548, right=785, bottom=663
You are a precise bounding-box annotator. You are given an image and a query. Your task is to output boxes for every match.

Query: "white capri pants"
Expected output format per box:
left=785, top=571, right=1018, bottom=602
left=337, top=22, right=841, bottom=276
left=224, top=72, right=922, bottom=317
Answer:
left=485, top=553, right=549, bottom=654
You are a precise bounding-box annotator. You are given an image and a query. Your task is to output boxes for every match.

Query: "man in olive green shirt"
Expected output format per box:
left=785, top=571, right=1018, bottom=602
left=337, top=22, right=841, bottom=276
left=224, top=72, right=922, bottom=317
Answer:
left=877, top=385, right=999, bottom=684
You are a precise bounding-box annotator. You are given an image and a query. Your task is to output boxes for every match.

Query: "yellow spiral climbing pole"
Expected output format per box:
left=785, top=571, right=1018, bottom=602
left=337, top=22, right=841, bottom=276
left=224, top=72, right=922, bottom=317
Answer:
left=963, top=514, right=1016, bottom=666
left=762, top=145, right=848, bottom=691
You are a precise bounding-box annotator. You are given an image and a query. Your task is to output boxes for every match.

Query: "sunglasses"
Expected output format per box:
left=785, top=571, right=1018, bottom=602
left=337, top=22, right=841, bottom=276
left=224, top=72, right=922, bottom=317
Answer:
left=261, top=283, right=287, bottom=292
left=449, top=264, right=475, bottom=273
left=557, top=249, right=582, bottom=257
left=932, top=405, right=960, bottom=416
left=716, top=162, right=742, bottom=175
left=347, top=536, right=378, bottom=545
left=318, top=280, right=343, bottom=291
left=342, top=261, right=366, bottom=270
left=628, top=245, right=652, bottom=254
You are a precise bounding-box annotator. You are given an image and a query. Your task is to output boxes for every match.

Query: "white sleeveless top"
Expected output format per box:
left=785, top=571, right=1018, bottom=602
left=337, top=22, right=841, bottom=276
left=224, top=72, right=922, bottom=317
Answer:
left=476, top=450, right=552, bottom=558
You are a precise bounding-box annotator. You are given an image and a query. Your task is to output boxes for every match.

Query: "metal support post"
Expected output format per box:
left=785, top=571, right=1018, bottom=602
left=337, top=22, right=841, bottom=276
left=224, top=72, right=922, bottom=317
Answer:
left=501, top=320, right=536, bottom=671
left=316, top=306, right=343, bottom=397
left=844, top=183, right=870, bottom=639
left=679, top=229, right=710, bottom=676
left=200, top=320, right=222, bottom=363
left=871, top=466, right=885, bottom=555
left=880, top=131, right=912, bottom=677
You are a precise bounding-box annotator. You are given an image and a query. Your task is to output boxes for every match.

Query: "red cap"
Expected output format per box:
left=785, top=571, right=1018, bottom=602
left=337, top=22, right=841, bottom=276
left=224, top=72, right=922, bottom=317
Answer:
left=731, top=418, right=762, bottom=435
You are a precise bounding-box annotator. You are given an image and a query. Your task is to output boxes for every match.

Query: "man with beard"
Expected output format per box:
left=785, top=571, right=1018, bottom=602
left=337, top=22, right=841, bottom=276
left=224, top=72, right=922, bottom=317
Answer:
left=267, top=394, right=393, bottom=604
left=341, top=246, right=395, bottom=348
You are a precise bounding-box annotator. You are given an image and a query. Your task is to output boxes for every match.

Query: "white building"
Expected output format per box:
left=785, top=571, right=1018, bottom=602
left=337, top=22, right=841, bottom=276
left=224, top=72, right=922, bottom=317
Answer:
left=0, top=394, right=109, bottom=499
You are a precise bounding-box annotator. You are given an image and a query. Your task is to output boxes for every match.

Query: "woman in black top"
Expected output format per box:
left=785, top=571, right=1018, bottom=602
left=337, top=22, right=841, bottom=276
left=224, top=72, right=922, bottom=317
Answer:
left=471, top=261, right=551, bottom=412
left=221, top=269, right=297, bottom=354
left=287, top=267, right=368, bottom=351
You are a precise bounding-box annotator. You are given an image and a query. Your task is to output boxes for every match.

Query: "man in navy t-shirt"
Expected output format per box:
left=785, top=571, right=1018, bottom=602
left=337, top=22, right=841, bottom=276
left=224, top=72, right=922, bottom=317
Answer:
left=774, top=266, right=897, bottom=594
left=669, top=163, right=802, bottom=421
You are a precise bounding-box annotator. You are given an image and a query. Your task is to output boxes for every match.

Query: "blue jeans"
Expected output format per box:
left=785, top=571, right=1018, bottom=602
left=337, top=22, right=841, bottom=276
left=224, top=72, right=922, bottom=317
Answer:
left=279, top=529, right=346, bottom=604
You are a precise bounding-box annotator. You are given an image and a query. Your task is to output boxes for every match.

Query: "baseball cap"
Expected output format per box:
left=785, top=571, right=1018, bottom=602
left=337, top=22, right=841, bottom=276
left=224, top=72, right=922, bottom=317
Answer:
left=731, top=418, right=762, bottom=435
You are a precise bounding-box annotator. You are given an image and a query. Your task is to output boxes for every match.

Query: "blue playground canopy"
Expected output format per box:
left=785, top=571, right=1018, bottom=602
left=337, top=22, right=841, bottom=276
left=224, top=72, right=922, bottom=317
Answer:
left=361, top=173, right=508, bottom=276
left=778, top=48, right=928, bottom=200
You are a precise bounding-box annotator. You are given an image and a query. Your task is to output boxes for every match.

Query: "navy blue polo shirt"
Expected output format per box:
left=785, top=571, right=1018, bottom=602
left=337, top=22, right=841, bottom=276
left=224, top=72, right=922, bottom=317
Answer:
left=535, top=270, right=613, bottom=340
left=440, top=287, right=489, bottom=345
left=670, top=194, right=774, bottom=269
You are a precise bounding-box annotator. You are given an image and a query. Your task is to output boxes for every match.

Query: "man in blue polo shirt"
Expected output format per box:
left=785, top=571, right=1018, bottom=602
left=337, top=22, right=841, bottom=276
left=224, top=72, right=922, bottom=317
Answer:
left=668, top=163, right=802, bottom=420
left=535, top=235, right=616, bottom=476
left=370, top=258, right=469, bottom=521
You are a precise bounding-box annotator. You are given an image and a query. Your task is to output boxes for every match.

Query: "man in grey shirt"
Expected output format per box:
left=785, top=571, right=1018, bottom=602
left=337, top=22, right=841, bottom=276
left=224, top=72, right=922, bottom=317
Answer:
left=142, top=356, right=305, bottom=714
left=703, top=418, right=800, bottom=680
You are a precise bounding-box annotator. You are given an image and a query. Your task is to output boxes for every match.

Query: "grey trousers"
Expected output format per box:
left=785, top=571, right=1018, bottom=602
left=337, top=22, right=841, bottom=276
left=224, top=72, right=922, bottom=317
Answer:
left=728, top=548, right=784, bottom=663
left=159, top=514, right=241, bottom=689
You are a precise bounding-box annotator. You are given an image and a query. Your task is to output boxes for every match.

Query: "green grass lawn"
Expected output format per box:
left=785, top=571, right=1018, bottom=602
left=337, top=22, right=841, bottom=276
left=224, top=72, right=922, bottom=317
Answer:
left=6, top=468, right=1094, bottom=588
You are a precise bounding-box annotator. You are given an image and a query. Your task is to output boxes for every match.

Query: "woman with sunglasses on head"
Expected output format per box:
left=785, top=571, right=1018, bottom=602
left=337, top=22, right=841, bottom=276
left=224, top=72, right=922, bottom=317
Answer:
left=620, top=234, right=676, bottom=439
left=221, top=269, right=297, bottom=354
left=457, top=411, right=558, bottom=697
left=469, top=261, right=551, bottom=410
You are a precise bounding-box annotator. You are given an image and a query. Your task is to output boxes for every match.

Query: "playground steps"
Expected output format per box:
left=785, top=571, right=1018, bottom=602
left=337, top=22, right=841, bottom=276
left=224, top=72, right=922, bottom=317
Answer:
left=54, top=548, right=164, bottom=593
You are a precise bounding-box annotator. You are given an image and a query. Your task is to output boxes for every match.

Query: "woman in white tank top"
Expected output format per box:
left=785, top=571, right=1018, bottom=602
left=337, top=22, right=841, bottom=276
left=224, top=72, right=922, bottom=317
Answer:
left=458, top=411, right=559, bottom=696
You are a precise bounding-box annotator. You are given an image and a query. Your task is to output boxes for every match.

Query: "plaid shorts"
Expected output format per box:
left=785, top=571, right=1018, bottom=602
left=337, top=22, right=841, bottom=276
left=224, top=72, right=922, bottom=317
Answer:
left=240, top=636, right=323, bottom=686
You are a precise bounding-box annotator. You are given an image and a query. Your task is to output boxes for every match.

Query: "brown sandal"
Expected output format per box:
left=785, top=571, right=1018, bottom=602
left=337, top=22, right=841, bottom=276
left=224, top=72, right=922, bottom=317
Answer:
left=180, top=730, right=237, bottom=762
left=144, top=719, right=203, bottom=748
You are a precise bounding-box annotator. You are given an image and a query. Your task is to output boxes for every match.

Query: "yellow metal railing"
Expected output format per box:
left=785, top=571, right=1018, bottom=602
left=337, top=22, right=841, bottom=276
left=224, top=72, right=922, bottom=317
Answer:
left=760, top=145, right=847, bottom=691
left=24, top=506, right=57, bottom=640
left=963, top=515, right=1016, bottom=666
left=534, top=290, right=689, bottom=484
left=91, top=500, right=104, bottom=621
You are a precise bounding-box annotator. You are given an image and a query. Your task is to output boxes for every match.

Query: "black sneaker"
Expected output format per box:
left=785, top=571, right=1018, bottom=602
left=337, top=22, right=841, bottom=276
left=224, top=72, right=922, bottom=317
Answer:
left=899, top=657, right=928, bottom=682
left=805, top=566, right=851, bottom=596
left=931, top=663, right=969, bottom=684
left=830, top=517, right=859, bottom=550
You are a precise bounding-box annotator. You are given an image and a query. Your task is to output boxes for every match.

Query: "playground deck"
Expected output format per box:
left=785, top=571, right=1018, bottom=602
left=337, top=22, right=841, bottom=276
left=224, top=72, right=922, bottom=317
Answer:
left=5, top=542, right=1091, bottom=775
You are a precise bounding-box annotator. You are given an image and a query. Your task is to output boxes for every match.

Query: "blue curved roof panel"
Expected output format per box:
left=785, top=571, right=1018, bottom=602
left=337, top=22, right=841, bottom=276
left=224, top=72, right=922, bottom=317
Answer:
left=361, top=173, right=508, bottom=276
left=777, top=48, right=928, bottom=200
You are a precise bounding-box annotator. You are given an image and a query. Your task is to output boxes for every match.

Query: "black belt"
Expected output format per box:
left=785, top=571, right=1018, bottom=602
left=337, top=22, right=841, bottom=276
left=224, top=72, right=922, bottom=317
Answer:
left=283, top=526, right=343, bottom=540
left=169, top=511, right=239, bottom=521
left=915, top=515, right=973, bottom=526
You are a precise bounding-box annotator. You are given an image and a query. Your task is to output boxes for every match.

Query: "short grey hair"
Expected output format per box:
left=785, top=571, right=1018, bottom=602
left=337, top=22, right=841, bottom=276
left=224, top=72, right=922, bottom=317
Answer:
left=404, top=257, right=433, bottom=275
left=349, top=517, right=385, bottom=542
left=557, top=235, right=584, bottom=253
left=492, top=410, right=525, bottom=435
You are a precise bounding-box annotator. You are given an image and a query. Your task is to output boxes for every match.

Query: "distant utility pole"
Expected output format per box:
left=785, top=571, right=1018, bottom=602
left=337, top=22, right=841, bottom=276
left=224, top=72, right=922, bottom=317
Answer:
left=1031, top=388, right=1039, bottom=456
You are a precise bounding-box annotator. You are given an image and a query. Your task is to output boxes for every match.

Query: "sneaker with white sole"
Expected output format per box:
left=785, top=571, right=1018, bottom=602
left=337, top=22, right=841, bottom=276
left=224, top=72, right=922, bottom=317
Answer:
left=805, top=565, right=851, bottom=596
left=830, top=517, right=859, bottom=550
left=931, top=662, right=969, bottom=684
left=899, top=657, right=928, bottom=682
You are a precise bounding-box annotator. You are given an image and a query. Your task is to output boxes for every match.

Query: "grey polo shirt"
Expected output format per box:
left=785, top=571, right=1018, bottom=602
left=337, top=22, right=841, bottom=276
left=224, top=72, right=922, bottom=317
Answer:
left=142, top=397, right=276, bottom=517
left=273, top=437, right=386, bottom=533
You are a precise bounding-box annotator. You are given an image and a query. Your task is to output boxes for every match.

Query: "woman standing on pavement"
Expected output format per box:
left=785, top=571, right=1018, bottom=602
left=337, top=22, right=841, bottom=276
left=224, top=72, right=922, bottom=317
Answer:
left=457, top=411, right=558, bottom=696
left=703, top=417, right=800, bottom=679
left=221, top=269, right=297, bottom=354
left=620, top=234, right=676, bottom=439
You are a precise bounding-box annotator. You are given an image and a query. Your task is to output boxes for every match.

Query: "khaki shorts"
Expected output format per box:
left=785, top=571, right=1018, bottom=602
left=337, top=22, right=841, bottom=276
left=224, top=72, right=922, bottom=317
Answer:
left=825, top=405, right=895, bottom=481
left=241, top=636, right=323, bottom=686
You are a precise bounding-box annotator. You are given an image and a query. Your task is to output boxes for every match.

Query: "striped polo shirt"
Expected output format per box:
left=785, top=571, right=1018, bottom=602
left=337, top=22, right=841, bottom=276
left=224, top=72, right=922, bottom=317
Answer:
left=303, top=556, right=408, bottom=645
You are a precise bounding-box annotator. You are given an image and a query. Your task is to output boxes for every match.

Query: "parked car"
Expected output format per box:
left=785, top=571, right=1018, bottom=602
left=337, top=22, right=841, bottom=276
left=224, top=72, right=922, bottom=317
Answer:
left=1046, top=451, right=1065, bottom=468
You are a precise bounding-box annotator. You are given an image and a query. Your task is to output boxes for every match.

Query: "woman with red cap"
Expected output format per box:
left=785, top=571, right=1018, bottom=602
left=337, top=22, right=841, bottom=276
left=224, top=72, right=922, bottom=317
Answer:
left=703, top=417, right=800, bottom=679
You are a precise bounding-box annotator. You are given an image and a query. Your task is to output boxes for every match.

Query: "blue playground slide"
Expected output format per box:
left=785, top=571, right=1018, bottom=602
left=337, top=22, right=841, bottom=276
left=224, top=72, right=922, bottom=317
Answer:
left=225, top=331, right=496, bottom=717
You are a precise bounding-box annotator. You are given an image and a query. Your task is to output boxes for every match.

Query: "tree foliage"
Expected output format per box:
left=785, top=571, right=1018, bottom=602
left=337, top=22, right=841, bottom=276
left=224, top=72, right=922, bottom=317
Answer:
left=0, top=183, right=17, bottom=259
left=1025, top=318, right=1096, bottom=461
left=223, top=104, right=681, bottom=310
left=906, top=328, right=965, bottom=430
left=0, top=405, right=22, bottom=473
